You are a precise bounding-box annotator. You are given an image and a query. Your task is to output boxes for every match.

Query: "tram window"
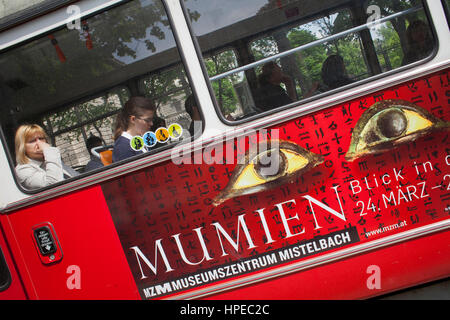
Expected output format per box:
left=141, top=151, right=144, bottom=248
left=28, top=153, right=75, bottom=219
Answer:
left=0, top=0, right=197, bottom=191
left=184, top=0, right=436, bottom=121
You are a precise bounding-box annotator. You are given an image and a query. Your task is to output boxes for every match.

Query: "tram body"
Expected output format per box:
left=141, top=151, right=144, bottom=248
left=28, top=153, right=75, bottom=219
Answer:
left=0, top=0, right=449, bottom=300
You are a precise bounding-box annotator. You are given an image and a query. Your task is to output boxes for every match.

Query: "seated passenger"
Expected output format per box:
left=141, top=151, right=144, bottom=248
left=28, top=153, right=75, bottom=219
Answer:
left=402, top=20, right=433, bottom=65
left=320, top=54, right=353, bottom=91
left=84, top=135, right=104, bottom=172
left=112, top=96, right=155, bottom=162
left=303, top=54, right=354, bottom=98
left=15, top=124, right=78, bottom=190
left=254, top=61, right=296, bottom=112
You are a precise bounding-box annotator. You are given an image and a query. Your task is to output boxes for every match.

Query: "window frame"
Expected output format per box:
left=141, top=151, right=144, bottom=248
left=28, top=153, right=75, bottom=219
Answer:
left=0, top=0, right=79, bottom=32
left=443, top=0, right=450, bottom=28
left=0, top=0, right=201, bottom=197
left=180, top=0, right=439, bottom=126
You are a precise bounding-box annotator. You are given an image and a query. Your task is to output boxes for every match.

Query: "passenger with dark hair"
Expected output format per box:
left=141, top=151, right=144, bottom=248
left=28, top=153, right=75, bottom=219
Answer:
left=402, top=20, right=433, bottom=65
left=84, top=135, right=104, bottom=172
left=112, top=96, right=155, bottom=162
left=320, top=54, right=353, bottom=91
left=303, top=54, right=354, bottom=98
left=254, top=61, right=296, bottom=112
left=185, top=94, right=202, bottom=137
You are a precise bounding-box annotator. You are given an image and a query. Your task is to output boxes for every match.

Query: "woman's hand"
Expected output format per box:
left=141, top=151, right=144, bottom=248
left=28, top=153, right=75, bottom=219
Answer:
left=36, top=138, right=50, bottom=152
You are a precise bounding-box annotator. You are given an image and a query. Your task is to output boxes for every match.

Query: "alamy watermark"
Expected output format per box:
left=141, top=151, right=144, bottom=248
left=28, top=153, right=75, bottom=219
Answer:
left=366, top=265, right=381, bottom=290
left=66, top=265, right=81, bottom=290
left=66, top=5, right=82, bottom=30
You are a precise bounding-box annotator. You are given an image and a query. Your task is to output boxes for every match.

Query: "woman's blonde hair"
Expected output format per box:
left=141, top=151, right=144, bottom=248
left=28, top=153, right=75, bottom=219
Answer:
left=15, top=124, right=48, bottom=165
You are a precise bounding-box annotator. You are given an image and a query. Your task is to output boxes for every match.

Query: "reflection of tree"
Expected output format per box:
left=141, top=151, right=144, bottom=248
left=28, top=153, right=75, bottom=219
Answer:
left=306, top=11, right=371, bottom=80
left=141, top=66, right=190, bottom=112
left=251, top=37, right=278, bottom=62
left=23, top=0, right=199, bottom=143
left=206, top=51, right=240, bottom=115
left=89, top=0, right=169, bottom=59
left=45, top=88, right=129, bottom=144
left=370, top=0, right=422, bottom=55
left=10, top=1, right=173, bottom=111
left=9, top=0, right=201, bottom=110
left=287, top=29, right=327, bottom=84
left=88, top=0, right=200, bottom=59
left=312, top=11, right=355, bottom=55
left=374, top=24, right=403, bottom=71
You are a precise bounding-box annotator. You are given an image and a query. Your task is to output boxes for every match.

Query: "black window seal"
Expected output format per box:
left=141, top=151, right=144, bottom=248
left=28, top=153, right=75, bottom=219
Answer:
left=179, top=0, right=440, bottom=127
left=442, top=0, right=450, bottom=29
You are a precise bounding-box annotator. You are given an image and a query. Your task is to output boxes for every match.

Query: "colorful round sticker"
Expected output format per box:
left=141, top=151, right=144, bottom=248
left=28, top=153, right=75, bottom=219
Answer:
left=143, top=131, right=157, bottom=148
left=168, top=123, right=183, bottom=139
left=130, top=136, right=144, bottom=151
left=155, top=127, right=170, bottom=144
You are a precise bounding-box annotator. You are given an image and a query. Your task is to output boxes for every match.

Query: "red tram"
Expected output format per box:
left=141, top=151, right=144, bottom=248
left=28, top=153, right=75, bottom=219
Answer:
left=0, top=0, right=449, bottom=300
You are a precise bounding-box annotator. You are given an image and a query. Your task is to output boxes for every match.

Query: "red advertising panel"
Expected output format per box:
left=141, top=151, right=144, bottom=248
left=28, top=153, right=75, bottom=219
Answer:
left=101, top=69, right=450, bottom=299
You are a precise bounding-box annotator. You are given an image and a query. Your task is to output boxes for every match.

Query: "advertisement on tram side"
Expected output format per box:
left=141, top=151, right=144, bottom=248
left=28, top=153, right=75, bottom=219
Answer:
left=101, top=69, right=450, bottom=299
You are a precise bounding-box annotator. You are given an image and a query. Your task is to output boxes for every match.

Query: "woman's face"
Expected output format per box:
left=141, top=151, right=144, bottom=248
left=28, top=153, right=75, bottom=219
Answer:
left=25, top=133, right=47, bottom=161
left=129, top=110, right=154, bottom=136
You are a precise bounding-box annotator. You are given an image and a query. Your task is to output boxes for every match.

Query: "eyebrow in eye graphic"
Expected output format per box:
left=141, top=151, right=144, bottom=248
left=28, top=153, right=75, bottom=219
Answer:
left=345, top=99, right=450, bottom=162
left=212, top=140, right=324, bottom=206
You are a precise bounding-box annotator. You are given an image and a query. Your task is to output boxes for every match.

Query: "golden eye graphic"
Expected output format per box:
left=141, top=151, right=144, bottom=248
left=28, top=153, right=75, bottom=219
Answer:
left=345, top=100, right=450, bottom=161
left=212, top=140, right=324, bottom=206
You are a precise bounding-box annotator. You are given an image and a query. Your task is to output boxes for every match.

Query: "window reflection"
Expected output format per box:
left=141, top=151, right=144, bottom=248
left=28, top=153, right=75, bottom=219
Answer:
left=0, top=0, right=178, bottom=128
left=184, top=0, right=435, bottom=120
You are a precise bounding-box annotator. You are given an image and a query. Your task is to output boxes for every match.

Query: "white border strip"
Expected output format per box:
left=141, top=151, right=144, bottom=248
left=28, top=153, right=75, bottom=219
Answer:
left=0, top=0, right=126, bottom=51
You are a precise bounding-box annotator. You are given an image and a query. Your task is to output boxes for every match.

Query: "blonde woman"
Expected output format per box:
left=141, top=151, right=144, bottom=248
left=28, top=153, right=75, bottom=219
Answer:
left=15, top=124, right=77, bottom=190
